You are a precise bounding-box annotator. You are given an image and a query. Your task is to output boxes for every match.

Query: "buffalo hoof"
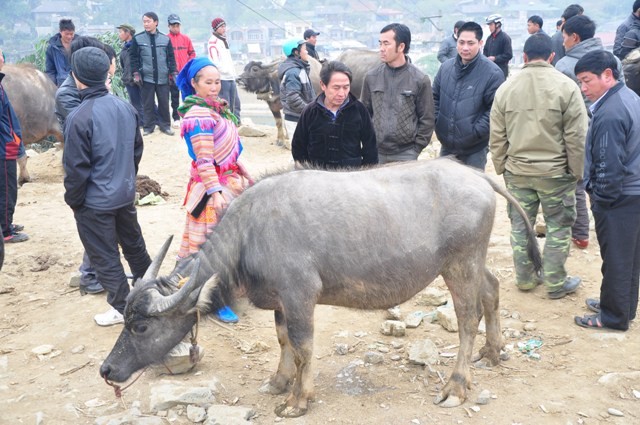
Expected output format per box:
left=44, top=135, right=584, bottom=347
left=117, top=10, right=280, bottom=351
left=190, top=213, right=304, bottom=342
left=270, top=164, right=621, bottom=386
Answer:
left=275, top=402, right=308, bottom=418
left=433, top=393, right=463, bottom=408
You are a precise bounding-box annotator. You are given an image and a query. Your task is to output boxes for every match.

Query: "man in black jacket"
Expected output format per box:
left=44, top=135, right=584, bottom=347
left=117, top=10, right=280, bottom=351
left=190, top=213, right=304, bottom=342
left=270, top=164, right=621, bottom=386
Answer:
left=483, top=14, right=513, bottom=79
left=292, top=61, right=377, bottom=169
left=117, top=23, right=145, bottom=122
left=63, top=47, right=151, bottom=326
left=433, top=21, right=504, bottom=170
left=130, top=11, right=177, bottom=136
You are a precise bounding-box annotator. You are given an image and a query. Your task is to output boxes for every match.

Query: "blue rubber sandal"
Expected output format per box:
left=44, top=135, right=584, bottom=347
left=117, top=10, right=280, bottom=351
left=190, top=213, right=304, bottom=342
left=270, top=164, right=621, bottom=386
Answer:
left=216, top=306, right=239, bottom=323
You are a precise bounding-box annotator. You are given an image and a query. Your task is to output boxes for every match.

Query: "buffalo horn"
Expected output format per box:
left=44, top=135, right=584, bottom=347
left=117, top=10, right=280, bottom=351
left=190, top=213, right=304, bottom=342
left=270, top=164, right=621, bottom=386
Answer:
left=146, top=258, right=202, bottom=315
left=143, top=235, right=174, bottom=280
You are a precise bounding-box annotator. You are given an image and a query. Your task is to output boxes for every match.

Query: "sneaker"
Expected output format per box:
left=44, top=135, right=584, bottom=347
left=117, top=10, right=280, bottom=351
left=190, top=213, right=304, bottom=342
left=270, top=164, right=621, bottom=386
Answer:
left=172, top=120, right=180, bottom=129
left=548, top=276, right=582, bottom=299
left=79, top=281, right=105, bottom=295
left=160, top=127, right=175, bottom=136
left=571, top=238, right=589, bottom=249
left=143, top=128, right=155, bottom=136
left=94, top=308, right=124, bottom=326
left=4, top=232, right=29, bottom=243
left=215, top=306, right=239, bottom=323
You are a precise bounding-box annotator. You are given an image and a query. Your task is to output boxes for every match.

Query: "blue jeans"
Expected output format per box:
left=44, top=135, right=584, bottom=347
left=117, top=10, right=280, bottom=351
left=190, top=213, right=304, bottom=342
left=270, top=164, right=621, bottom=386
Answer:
left=440, top=146, right=488, bottom=171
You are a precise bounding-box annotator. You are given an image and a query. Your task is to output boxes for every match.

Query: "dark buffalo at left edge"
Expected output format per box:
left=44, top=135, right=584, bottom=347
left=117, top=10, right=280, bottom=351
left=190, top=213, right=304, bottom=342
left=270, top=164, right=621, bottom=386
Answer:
left=100, top=158, right=542, bottom=418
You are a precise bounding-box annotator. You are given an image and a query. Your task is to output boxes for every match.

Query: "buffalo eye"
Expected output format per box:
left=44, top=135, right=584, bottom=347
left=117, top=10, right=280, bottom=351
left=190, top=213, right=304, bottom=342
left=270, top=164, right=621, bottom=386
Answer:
left=132, top=323, right=148, bottom=334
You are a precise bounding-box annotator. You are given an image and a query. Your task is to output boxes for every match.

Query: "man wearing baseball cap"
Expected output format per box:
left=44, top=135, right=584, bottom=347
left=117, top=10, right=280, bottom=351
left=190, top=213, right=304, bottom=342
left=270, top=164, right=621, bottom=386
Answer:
left=304, top=29, right=321, bottom=60
left=207, top=17, right=241, bottom=122
left=167, top=14, right=195, bottom=128
left=117, top=24, right=144, bottom=123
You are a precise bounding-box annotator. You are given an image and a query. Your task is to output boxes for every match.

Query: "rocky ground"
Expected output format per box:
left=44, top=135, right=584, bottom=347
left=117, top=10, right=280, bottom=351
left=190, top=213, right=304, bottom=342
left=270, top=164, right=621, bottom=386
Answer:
left=2, top=95, right=640, bottom=424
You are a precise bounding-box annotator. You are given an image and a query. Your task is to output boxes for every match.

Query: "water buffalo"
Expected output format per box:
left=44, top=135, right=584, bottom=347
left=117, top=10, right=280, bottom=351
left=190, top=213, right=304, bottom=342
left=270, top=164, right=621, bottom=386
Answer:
left=237, top=50, right=379, bottom=146
left=2, top=64, right=63, bottom=184
left=100, top=158, right=541, bottom=418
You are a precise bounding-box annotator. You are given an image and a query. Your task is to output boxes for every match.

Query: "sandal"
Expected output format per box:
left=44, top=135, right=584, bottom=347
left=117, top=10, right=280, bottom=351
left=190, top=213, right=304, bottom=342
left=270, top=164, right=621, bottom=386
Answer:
left=574, top=313, right=603, bottom=328
left=585, top=298, right=600, bottom=313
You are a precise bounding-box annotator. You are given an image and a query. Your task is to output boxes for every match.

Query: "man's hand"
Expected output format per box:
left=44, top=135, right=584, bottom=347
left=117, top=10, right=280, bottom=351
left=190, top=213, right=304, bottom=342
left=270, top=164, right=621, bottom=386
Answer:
left=133, top=72, right=142, bottom=86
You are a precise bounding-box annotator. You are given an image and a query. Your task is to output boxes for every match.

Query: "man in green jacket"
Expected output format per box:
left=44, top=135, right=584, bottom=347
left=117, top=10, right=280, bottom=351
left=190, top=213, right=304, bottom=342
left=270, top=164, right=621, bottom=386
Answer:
left=490, top=34, right=588, bottom=300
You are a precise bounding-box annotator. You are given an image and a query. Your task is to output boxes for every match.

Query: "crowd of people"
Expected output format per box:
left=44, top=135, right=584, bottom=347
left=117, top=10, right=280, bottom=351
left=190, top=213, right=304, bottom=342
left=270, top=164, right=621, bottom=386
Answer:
left=2, top=4, right=640, bottom=333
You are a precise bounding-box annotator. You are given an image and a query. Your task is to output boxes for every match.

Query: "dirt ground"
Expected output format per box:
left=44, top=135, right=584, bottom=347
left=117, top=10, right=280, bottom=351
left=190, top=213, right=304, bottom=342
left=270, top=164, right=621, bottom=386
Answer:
left=2, top=111, right=640, bottom=425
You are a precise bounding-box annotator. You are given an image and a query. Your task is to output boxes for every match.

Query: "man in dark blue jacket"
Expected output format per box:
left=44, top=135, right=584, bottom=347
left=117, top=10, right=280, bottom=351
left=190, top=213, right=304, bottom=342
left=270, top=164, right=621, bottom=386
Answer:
left=63, top=47, right=151, bottom=326
left=574, top=51, right=640, bottom=331
left=292, top=61, right=377, bottom=169
left=433, top=21, right=504, bottom=170
left=45, top=19, right=78, bottom=87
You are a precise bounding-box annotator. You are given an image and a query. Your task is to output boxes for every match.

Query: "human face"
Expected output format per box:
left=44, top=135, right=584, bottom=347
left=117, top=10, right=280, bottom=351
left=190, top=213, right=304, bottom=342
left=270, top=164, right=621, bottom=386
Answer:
left=379, top=30, right=405, bottom=67
left=488, top=22, right=497, bottom=34
left=321, top=72, right=350, bottom=111
left=60, top=29, right=75, bottom=44
left=299, top=43, right=309, bottom=62
left=169, top=23, right=181, bottom=35
left=527, top=21, right=538, bottom=35
left=307, top=35, right=317, bottom=46
left=215, top=23, right=227, bottom=36
left=562, top=30, right=579, bottom=50
left=576, top=70, right=615, bottom=102
left=118, top=28, right=130, bottom=42
left=457, top=30, right=483, bottom=64
left=142, top=16, right=158, bottom=33
left=192, top=66, right=221, bottom=100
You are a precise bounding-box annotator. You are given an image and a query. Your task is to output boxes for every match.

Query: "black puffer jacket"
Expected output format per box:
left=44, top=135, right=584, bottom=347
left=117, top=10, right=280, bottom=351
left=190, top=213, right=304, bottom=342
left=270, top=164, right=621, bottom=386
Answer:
left=277, top=57, right=315, bottom=121
left=292, top=92, right=377, bottom=168
left=433, top=53, right=504, bottom=156
left=483, top=30, right=513, bottom=79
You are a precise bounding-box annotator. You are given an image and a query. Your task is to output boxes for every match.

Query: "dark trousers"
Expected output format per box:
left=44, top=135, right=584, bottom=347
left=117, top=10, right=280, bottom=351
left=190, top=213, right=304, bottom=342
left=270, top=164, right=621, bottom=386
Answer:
left=125, top=84, right=145, bottom=124
left=592, top=195, right=640, bottom=330
left=220, top=80, right=241, bottom=121
left=73, top=204, right=152, bottom=313
left=141, top=82, right=171, bottom=132
left=0, top=159, right=17, bottom=237
left=572, top=179, right=590, bottom=240
left=170, top=83, right=180, bottom=122
left=440, top=146, right=489, bottom=171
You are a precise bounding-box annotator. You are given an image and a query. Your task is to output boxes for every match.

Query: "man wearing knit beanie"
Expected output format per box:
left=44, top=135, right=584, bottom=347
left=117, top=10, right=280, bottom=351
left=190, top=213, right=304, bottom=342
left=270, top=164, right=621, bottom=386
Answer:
left=207, top=17, right=242, bottom=123
left=64, top=46, right=152, bottom=327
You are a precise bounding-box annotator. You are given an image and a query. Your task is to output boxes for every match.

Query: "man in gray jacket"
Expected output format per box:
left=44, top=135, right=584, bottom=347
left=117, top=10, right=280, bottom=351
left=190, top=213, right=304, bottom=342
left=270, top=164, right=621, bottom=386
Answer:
left=432, top=21, right=504, bottom=170
left=63, top=47, right=151, bottom=326
left=437, top=21, right=465, bottom=63
left=130, top=11, right=177, bottom=136
left=361, top=23, right=435, bottom=164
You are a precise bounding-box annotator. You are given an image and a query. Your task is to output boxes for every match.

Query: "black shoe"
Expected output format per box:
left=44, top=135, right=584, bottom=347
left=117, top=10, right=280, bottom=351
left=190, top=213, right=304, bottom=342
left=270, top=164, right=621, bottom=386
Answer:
left=160, top=127, right=175, bottom=136
left=79, top=281, right=105, bottom=295
left=548, top=276, right=581, bottom=299
left=143, top=129, right=154, bottom=136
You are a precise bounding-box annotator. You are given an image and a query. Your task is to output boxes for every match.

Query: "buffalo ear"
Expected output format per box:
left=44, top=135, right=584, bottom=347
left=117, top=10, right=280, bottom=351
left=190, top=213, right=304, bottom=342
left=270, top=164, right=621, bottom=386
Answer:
left=145, top=258, right=204, bottom=315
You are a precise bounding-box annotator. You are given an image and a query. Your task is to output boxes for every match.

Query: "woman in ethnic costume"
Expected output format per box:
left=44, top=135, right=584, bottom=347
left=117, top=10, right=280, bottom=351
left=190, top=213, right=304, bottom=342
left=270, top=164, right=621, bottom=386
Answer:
left=176, top=57, right=254, bottom=322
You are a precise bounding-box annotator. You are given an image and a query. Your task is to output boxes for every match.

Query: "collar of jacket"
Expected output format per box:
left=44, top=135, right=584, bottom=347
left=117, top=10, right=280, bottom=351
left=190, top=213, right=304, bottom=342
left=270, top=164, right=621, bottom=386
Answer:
left=213, top=32, right=229, bottom=49
left=315, top=92, right=355, bottom=114
left=455, top=51, right=481, bottom=72
left=385, top=59, right=409, bottom=72
left=79, top=84, right=109, bottom=101
left=590, top=81, right=625, bottom=115
left=522, top=61, right=553, bottom=70
left=0, top=72, right=4, bottom=84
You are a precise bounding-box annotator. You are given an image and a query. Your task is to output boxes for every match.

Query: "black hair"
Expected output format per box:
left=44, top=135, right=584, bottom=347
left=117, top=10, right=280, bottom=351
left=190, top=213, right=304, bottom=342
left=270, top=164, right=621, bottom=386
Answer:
left=524, top=34, right=552, bottom=60
left=458, top=21, right=483, bottom=41
left=634, top=0, right=640, bottom=13
left=563, top=15, right=596, bottom=42
left=319, top=61, right=352, bottom=85
left=143, top=12, right=159, bottom=23
left=454, top=20, right=466, bottom=31
left=556, top=19, right=563, bottom=28
left=71, top=36, right=116, bottom=61
left=380, top=23, right=411, bottom=54
left=574, top=50, right=620, bottom=80
left=562, top=4, right=584, bottom=20
left=528, top=15, right=543, bottom=28
left=59, top=19, right=75, bottom=32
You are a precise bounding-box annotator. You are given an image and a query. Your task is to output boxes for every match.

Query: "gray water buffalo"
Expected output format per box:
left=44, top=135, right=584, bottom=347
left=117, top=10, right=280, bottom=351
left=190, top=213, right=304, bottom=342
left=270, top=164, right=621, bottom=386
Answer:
left=237, top=50, right=379, bottom=146
left=2, top=64, right=63, bottom=184
left=100, top=158, right=541, bottom=418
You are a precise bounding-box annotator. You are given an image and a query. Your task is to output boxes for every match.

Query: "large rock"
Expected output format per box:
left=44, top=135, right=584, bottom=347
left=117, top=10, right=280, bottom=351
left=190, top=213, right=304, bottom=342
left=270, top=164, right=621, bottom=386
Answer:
left=95, top=407, right=164, bottom=425
left=149, top=382, right=216, bottom=411
left=408, top=339, right=439, bottom=365
left=436, top=304, right=458, bottom=332
left=415, top=287, right=449, bottom=307
left=204, top=405, right=255, bottom=424
left=380, top=320, right=406, bottom=336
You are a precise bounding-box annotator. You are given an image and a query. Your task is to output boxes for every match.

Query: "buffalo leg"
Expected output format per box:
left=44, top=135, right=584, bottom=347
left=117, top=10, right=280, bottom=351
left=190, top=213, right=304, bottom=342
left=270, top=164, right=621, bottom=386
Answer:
left=267, top=100, right=286, bottom=146
left=17, top=155, right=30, bottom=186
left=473, top=269, right=502, bottom=366
left=259, top=309, right=295, bottom=395
left=435, top=265, right=483, bottom=407
left=274, top=302, right=316, bottom=418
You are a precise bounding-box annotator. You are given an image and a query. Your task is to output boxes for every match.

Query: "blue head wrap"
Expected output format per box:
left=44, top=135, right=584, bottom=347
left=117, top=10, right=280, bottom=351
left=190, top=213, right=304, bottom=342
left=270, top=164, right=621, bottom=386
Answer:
left=177, top=57, right=217, bottom=100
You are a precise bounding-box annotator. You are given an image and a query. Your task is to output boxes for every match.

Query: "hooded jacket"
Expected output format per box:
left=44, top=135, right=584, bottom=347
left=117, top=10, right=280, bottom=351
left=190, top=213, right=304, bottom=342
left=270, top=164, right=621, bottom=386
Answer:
left=291, top=92, right=377, bottom=168
left=63, top=85, right=143, bottom=210
left=360, top=59, right=435, bottom=155
left=278, top=56, right=315, bottom=121
left=433, top=52, right=504, bottom=156
left=45, top=33, right=78, bottom=87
